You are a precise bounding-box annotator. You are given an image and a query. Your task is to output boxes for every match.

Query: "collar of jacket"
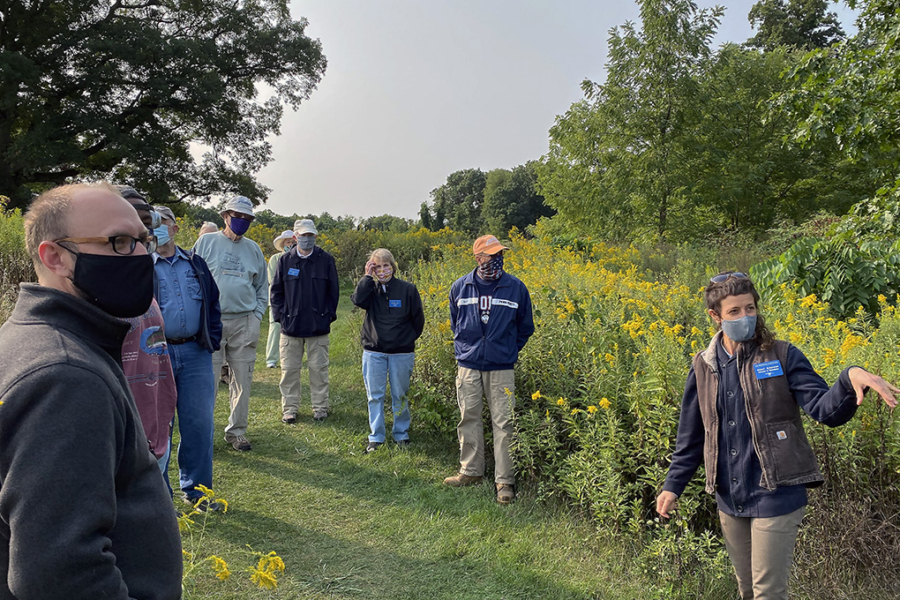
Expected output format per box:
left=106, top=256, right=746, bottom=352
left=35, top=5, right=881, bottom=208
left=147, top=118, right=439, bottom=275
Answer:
left=11, top=283, right=130, bottom=362
left=461, top=268, right=510, bottom=288
left=291, top=245, right=321, bottom=261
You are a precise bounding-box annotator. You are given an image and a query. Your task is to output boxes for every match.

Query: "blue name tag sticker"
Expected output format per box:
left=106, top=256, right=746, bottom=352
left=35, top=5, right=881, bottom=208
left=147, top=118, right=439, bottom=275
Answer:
left=389, top=299, right=402, bottom=308
left=754, top=360, right=785, bottom=379
left=287, top=268, right=300, bottom=276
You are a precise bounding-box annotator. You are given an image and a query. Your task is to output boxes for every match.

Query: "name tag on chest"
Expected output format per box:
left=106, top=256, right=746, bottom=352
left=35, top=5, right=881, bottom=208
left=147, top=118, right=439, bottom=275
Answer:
left=754, top=360, right=784, bottom=379
left=287, top=267, right=300, bottom=276
left=389, top=299, right=402, bottom=308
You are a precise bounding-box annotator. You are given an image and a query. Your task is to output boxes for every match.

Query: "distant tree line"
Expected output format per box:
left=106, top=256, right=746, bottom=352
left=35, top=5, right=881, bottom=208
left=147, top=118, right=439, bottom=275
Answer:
left=419, top=162, right=555, bottom=236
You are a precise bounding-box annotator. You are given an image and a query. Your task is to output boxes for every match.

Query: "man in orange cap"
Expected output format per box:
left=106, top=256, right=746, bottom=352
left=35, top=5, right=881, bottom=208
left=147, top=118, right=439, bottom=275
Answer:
left=443, top=234, right=534, bottom=504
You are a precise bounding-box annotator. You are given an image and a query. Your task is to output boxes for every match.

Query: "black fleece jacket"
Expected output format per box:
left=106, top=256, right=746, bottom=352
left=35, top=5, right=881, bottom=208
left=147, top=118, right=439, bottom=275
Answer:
left=351, top=276, right=424, bottom=354
left=0, top=284, right=182, bottom=600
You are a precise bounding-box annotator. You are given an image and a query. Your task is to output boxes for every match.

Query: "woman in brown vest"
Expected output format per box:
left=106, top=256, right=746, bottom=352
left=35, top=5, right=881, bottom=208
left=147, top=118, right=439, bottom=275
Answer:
left=655, top=272, right=897, bottom=600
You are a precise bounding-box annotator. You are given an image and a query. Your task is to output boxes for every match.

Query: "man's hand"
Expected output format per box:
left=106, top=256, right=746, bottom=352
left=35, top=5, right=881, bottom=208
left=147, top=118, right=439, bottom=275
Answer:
left=656, top=491, right=678, bottom=518
left=848, top=367, right=899, bottom=408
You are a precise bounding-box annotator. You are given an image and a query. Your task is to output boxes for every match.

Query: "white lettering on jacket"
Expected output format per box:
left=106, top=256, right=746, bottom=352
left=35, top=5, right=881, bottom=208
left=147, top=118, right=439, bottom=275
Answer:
left=491, top=298, right=518, bottom=309
left=457, top=297, right=478, bottom=306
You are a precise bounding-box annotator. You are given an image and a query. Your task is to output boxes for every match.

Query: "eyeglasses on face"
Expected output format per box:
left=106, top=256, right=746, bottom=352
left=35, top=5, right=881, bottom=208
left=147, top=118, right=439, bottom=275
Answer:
left=709, top=272, right=748, bottom=284
left=54, top=234, right=158, bottom=255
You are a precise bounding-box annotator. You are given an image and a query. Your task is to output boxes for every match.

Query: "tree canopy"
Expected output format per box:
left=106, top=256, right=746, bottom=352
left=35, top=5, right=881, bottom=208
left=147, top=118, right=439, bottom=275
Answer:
left=747, top=0, right=845, bottom=51
left=0, top=0, right=326, bottom=209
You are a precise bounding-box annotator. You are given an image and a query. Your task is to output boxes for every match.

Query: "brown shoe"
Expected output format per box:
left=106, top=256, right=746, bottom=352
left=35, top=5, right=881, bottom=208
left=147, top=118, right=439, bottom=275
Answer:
left=443, top=473, right=482, bottom=487
left=496, top=484, right=515, bottom=504
left=224, top=434, right=252, bottom=451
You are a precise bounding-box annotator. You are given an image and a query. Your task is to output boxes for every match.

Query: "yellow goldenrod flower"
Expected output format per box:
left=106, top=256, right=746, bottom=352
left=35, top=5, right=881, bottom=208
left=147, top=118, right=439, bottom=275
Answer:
left=250, top=568, right=278, bottom=589
left=210, top=555, right=231, bottom=581
left=556, top=398, right=566, bottom=406
left=599, top=398, right=611, bottom=410
left=532, top=390, right=542, bottom=400
left=587, top=405, right=598, bottom=414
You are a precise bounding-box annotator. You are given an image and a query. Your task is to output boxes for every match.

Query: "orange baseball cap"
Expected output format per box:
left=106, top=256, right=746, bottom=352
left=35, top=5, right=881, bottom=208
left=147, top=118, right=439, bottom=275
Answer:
left=473, top=235, right=509, bottom=256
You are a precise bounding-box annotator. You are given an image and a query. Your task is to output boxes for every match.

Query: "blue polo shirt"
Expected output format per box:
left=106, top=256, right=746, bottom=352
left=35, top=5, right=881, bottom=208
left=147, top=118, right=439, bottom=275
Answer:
left=153, top=248, right=202, bottom=339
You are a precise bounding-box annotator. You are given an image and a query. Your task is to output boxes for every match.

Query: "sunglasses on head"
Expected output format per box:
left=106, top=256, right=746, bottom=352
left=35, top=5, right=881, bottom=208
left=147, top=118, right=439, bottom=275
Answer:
left=709, top=272, right=748, bottom=284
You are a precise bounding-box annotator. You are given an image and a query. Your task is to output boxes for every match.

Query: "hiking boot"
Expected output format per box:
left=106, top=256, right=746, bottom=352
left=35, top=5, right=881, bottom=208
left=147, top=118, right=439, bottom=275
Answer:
left=496, top=484, right=515, bottom=505
left=366, top=441, right=383, bottom=453
left=225, top=433, right=252, bottom=451
left=443, top=473, right=482, bottom=487
left=395, top=439, right=410, bottom=449
left=184, top=496, right=225, bottom=513
left=266, top=362, right=277, bottom=369
left=282, top=414, right=297, bottom=425
left=313, top=409, right=328, bottom=422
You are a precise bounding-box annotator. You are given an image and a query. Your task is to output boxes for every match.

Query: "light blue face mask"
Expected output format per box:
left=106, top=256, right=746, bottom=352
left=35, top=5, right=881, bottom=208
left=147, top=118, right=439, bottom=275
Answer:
left=721, top=315, right=757, bottom=343
left=297, top=235, right=315, bottom=252
left=154, top=224, right=170, bottom=247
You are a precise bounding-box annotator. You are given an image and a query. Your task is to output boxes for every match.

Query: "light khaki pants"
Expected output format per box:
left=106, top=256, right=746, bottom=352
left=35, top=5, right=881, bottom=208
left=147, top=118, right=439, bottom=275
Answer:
left=279, top=333, right=330, bottom=417
left=455, top=366, right=516, bottom=485
left=719, top=507, right=805, bottom=600
left=211, top=314, right=261, bottom=437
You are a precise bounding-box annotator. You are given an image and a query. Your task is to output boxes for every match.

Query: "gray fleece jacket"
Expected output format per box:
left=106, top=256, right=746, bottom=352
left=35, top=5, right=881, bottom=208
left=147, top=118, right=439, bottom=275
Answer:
left=0, top=284, right=182, bottom=599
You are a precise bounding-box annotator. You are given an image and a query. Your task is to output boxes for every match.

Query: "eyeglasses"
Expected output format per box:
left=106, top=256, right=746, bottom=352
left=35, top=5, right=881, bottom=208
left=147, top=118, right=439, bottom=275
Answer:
left=55, top=234, right=158, bottom=255
left=709, top=272, right=748, bottom=284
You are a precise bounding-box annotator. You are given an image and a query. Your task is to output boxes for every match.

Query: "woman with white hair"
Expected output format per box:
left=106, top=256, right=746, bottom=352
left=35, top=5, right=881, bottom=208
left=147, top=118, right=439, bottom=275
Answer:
left=351, top=248, right=425, bottom=452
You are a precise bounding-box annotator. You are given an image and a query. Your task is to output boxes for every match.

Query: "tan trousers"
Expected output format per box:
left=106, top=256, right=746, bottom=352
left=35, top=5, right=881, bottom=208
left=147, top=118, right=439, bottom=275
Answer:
left=279, top=333, right=330, bottom=417
left=719, top=507, right=806, bottom=600
left=455, top=367, right=516, bottom=485
left=211, top=314, right=261, bottom=437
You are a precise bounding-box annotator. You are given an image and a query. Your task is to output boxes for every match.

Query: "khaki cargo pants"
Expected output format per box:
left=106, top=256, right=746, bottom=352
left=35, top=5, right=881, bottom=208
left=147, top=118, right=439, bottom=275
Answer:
left=211, top=313, right=261, bottom=437
left=455, top=366, right=516, bottom=485
left=279, top=333, right=330, bottom=418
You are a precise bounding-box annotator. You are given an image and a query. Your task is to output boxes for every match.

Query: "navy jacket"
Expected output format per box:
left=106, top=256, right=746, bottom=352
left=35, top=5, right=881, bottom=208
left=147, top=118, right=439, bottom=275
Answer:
left=351, top=276, right=425, bottom=353
left=449, top=270, right=534, bottom=371
left=153, top=247, right=222, bottom=353
left=270, top=246, right=340, bottom=338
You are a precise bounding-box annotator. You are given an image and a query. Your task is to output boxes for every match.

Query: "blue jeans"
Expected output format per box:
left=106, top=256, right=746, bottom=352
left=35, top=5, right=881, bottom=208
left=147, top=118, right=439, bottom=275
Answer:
left=362, top=351, right=415, bottom=443
left=164, top=340, right=216, bottom=500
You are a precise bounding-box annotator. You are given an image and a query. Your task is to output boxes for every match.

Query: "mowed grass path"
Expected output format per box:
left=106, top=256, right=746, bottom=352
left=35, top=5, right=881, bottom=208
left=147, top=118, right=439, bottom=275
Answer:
left=174, top=288, right=690, bottom=599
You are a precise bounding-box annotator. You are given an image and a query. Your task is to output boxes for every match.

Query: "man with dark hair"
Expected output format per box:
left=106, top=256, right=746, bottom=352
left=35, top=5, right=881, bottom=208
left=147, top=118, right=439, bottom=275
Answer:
left=153, top=205, right=224, bottom=511
left=116, top=186, right=177, bottom=478
left=1, top=183, right=182, bottom=598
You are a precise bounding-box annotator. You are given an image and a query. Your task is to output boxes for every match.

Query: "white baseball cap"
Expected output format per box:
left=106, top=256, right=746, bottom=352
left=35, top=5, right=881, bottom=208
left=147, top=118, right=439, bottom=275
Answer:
left=293, top=219, right=318, bottom=235
left=221, top=195, right=255, bottom=217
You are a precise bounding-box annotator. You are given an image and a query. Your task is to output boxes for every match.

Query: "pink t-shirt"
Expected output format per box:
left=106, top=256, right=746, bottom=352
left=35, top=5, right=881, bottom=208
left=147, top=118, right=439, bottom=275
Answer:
left=121, top=299, right=177, bottom=459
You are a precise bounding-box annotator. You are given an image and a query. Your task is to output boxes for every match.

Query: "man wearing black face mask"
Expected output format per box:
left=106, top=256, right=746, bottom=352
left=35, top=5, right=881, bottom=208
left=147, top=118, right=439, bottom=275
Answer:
left=0, top=183, right=182, bottom=598
left=192, top=195, right=268, bottom=451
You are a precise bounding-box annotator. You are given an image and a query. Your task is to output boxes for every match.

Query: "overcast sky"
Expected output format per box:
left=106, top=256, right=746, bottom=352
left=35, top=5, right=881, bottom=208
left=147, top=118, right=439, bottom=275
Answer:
left=255, top=1, right=856, bottom=220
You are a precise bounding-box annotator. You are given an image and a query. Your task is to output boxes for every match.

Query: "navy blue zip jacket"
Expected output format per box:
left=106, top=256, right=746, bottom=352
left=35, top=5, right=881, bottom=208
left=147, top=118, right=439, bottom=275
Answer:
left=270, top=245, right=340, bottom=338
left=152, top=247, right=222, bottom=352
left=449, top=269, right=534, bottom=371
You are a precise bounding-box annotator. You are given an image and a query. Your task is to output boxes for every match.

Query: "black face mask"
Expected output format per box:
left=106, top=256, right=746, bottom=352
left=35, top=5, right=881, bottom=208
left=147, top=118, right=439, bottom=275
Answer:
left=69, top=252, right=154, bottom=318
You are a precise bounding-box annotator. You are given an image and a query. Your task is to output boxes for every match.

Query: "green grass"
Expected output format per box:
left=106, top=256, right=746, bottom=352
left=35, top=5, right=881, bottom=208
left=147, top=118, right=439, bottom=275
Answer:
left=174, top=287, right=729, bottom=599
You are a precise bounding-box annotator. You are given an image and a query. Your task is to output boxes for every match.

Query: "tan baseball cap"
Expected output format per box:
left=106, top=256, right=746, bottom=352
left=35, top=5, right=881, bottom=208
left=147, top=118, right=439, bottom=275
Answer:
left=473, top=234, right=509, bottom=256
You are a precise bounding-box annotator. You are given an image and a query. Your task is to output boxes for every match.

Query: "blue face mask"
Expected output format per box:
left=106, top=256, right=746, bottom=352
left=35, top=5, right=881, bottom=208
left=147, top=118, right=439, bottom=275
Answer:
left=154, top=224, right=170, bottom=247
left=229, top=216, right=251, bottom=236
left=721, top=315, right=757, bottom=343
